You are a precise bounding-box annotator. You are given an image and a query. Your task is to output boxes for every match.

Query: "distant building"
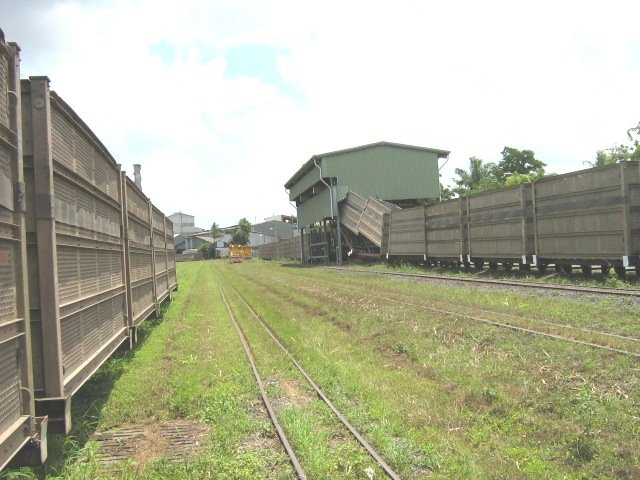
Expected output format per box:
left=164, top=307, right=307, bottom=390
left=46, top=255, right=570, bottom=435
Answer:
left=168, top=212, right=206, bottom=235
left=174, top=231, right=232, bottom=257
left=174, top=233, right=213, bottom=253
left=249, top=216, right=298, bottom=246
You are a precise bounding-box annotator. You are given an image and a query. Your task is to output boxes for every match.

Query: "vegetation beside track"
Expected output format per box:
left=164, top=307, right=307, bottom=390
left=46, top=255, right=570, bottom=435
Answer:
left=4, top=259, right=639, bottom=479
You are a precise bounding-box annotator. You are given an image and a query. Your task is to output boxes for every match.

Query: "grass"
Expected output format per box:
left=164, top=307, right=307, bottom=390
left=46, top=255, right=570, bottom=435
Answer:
left=3, top=259, right=639, bottom=479
left=221, top=260, right=640, bottom=479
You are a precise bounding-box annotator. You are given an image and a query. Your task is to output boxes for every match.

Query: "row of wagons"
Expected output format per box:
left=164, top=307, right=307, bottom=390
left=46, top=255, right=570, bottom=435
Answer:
left=255, top=160, right=639, bottom=276
left=1, top=36, right=177, bottom=469
left=387, top=161, right=640, bottom=275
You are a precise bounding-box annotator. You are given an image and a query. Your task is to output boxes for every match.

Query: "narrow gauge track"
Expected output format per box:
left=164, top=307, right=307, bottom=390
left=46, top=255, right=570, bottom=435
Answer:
left=234, top=269, right=640, bottom=359
left=326, top=267, right=640, bottom=298
left=218, top=284, right=401, bottom=480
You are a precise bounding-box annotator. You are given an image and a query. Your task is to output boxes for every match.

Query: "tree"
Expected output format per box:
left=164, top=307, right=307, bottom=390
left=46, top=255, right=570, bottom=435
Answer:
left=504, top=170, right=547, bottom=187
left=453, top=157, right=501, bottom=196
left=496, top=147, right=546, bottom=182
left=197, top=241, right=212, bottom=259
left=591, top=121, right=640, bottom=167
left=439, top=183, right=455, bottom=200
left=231, top=217, right=252, bottom=245
left=210, top=222, right=223, bottom=258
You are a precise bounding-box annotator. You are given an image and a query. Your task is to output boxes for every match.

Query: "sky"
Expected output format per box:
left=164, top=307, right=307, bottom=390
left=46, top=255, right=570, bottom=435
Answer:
left=2, top=0, right=640, bottom=228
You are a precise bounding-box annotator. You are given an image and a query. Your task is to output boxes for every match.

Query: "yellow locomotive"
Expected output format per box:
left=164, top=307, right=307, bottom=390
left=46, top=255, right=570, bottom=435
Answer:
left=229, top=244, right=253, bottom=263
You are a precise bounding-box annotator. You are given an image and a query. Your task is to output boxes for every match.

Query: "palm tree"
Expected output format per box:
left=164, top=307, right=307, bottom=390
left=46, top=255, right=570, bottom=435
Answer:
left=210, top=222, right=223, bottom=258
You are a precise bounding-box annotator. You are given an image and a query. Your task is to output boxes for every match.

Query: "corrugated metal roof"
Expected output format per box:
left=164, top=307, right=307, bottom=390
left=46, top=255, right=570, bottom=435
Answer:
left=284, top=141, right=449, bottom=189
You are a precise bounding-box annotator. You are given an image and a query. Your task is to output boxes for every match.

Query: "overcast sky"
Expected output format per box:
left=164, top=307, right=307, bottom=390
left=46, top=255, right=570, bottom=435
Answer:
left=2, top=0, right=639, bottom=228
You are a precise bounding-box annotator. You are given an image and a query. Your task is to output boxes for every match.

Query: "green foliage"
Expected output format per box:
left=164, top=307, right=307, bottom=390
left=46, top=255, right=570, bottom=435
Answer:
left=231, top=217, right=252, bottom=245
left=592, top=121, right=640, bottom=167
left=496, top=147, right=546, bottom=182
left=453, top=148, right=547, bottom=196
left=210, top=221, right=223, bottom=245
left=504, top=170, right=546, bottom=186
left=439, top=183, right=455, bottom=200
left=196, top=241, right=210, bottom=253
left=197, top=241, right=213, bottom=259
left=453, top=156, right=501, bottom=196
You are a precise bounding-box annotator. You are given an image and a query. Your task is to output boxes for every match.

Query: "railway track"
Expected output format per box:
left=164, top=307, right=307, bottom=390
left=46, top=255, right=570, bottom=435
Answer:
left=232, top=268, right=640, bottom=359
left=326, top=266, right=640, bottom=298
left=218, top=283, right=401, bottom=480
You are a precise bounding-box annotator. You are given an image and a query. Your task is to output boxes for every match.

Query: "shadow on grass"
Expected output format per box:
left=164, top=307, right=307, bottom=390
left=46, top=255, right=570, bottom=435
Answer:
left=1, top=301, right=172, bottom=480
left=279, top=262, right=312, bottom=269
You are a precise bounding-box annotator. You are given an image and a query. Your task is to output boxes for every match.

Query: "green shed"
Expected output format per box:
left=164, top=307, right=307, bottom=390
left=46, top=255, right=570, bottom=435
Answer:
left=285, top=141, right=449, bottom=227
left=284, top=141, right=449, bottom=263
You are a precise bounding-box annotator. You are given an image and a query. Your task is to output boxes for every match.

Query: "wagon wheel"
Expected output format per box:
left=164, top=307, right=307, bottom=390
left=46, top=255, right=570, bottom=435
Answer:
left=474, top=259, right=484, bottom=270
left=488, top=262, right=498, bottom=271
left=614, top=265, right=626, bottom=277
left=561, top=264, right=573, bottom=275
left=537, top=263, right=548, bottom=274
left=581, top=264, right=592, bottom=275
left=503, top=262, right=513, bottom=272
left=519, top=263, right=531, bottom=272
left=601, top=262, right=611, bottom=275
left=636, top=265, right=640, bottom=276
left=554, top=264, right=563, bottom=273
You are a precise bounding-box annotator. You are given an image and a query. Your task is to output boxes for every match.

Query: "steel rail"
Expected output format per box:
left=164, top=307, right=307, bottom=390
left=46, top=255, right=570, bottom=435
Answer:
left=371, top=294, right=640, bottom=358
left=320, top=270, right=640, bottom=344
left=326, top=267, right=640, bottom=298
left=236, top=270, right=640, bottom=359
left=218, top=286, right=307, bottom=480
left=227, top=284, right=402, bottom=480
left=465, top=305, right=640, bottom=343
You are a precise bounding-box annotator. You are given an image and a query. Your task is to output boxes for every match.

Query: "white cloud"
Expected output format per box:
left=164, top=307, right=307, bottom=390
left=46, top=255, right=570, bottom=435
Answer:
left=3, top=0, right=640, bottom=227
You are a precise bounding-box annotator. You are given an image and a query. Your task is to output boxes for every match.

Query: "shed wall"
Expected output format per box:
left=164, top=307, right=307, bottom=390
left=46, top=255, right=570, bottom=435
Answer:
left=323, top=145, right=440, bottom=201
left=288, top=168, right=321, bottom=200
left=297, top=188, right=333, bottom=227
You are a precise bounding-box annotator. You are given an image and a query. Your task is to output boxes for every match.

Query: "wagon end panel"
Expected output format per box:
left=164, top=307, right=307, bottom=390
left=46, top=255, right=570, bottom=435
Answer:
left=1, top=41, right=47, bottom=470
